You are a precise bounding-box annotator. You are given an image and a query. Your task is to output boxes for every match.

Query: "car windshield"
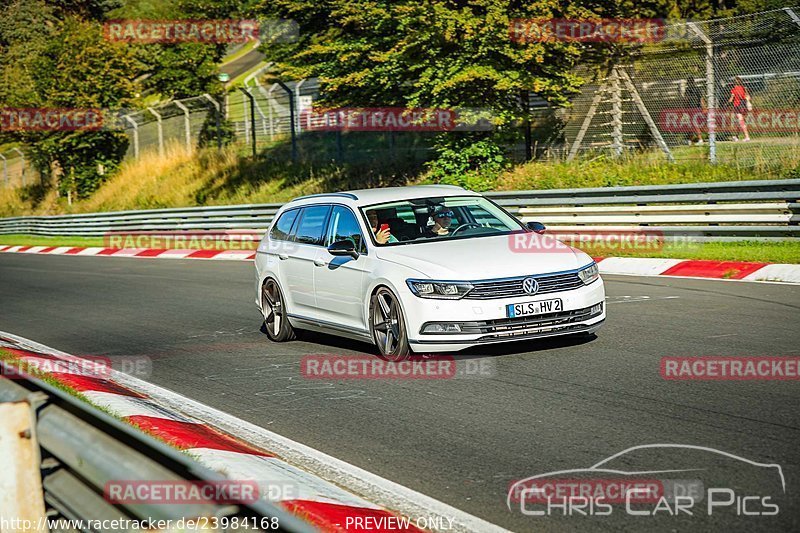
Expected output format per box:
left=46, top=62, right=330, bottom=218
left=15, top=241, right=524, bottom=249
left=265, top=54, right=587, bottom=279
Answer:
left=361, top=195, right=524, bottom=246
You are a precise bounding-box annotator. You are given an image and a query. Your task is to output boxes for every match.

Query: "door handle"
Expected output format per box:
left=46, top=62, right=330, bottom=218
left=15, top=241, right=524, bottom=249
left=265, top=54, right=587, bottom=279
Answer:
left=278, top=254, right=289, bottom=260
left=313, top=259, right=327, bottom=267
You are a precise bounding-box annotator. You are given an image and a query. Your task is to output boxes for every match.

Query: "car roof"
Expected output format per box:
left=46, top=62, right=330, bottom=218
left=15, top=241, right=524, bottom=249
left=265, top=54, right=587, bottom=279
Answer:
left=288, top=185, right=481, bottom=207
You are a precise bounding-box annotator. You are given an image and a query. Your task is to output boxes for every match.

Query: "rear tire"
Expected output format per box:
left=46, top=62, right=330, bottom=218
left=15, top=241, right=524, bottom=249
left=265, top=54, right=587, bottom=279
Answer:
left=370, top=287, right=411, bottom=361
left=262, top=279, right=296, bottom=342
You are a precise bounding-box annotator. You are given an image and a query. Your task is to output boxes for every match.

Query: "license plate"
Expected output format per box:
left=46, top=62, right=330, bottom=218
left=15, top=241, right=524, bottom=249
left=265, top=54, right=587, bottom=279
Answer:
left=506, top=298, right=563, bottom=318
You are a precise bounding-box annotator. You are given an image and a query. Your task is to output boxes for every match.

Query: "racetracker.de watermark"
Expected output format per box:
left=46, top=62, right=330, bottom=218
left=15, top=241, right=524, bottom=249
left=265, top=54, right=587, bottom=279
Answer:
left=300, top=354, right=495, bottom=380
left=104, top=19, right=258, bottom=43
left=509, top=18, right=666, bottom=43
left=509, top=478, right=665, bottom=505
left=103, top=19, right=298, bottom=44
left=1, top=354, right=152, bottom=380
left=104, top=480, right=264, bottom=504
left=508, top=229, right=680, bottom=254
left=103, top=231, right=261, bottom=250
left=0, top=108, right=103, bottom=131
left=660, top=108, right=800, bottom=133
left=661, top=357, right=800, bottom=381
left=299, top=107, right=494, bottom=132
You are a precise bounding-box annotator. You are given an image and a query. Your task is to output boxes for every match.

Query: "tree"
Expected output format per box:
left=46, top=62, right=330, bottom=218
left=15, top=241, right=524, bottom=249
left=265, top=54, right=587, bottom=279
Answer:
left=0, top=6, right=140, bottom=198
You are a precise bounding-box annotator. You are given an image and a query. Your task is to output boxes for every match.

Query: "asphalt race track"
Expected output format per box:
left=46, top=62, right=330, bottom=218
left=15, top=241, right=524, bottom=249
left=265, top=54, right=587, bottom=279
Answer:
left=1, top=253, right=799, bottom=532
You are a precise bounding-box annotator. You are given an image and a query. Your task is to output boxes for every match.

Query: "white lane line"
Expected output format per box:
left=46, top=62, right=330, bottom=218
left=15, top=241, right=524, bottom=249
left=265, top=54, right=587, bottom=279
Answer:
left=0, top=330, right=509, bottom=533
left=605, top=296, right=680, bottom=304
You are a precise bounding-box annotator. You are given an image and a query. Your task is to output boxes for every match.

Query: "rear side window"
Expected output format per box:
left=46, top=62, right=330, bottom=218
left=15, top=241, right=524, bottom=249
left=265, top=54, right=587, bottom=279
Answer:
left=294, top=205, right=332, bottom=246
left=269, top=209, right=300, bottom=241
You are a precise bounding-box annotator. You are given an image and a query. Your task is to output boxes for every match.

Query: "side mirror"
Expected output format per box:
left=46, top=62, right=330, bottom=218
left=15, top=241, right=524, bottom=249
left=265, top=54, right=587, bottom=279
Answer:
left=327, top=240, right=359, bottom=259
left=526, top=221, right=546, bottom=234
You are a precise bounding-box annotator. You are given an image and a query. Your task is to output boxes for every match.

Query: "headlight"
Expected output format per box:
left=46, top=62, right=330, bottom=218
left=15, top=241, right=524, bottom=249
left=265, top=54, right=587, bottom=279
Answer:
left=577, top=262, right=600, bottom=285
left=406, top=279, right=473, bottom=299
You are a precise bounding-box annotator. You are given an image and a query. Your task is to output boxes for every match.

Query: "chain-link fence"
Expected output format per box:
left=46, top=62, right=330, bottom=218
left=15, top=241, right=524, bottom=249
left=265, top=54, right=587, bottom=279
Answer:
left=0, top=148, right=32, bottom=189
left=554, top=7, right=800, bottom=166
left=3, top=7, right=797, bottom=191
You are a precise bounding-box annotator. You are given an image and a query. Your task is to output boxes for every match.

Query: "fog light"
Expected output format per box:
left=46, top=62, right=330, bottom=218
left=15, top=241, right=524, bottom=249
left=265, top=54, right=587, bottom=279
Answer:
left=590, top=302, right=603, bottom=315
left=423, top=323, right=462, bottom=333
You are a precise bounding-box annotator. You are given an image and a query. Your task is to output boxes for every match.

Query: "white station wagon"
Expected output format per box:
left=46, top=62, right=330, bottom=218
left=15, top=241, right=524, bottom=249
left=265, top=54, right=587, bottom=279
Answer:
left=255, top=185, right=605, bottom=360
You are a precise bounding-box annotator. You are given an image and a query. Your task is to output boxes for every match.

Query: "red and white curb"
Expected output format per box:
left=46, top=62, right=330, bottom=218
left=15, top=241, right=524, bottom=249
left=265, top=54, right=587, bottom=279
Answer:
left=2, top=243, right=799, bottom=283
left=593, top=257, right=800, bottom=283
left=0, top=332, right=507, bottom=533
left=0, top=244, right=256, bottom=261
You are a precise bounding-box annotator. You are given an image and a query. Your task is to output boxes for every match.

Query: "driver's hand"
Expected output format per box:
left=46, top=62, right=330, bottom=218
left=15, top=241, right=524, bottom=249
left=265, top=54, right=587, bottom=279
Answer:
left=376, top=228, right=391, bottom=244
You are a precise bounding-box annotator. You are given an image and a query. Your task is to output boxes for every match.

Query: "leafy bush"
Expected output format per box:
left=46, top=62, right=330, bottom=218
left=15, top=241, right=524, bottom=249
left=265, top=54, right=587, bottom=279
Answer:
left=426, top=137, right=508, bottom=191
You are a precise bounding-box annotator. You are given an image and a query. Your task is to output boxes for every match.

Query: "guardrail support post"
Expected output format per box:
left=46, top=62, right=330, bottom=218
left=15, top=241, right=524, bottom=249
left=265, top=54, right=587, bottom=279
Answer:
left=0, top=399, right=48, bottom=527
left=147, top=107, right=164, bottom=157
left=239, top=88, right=258, bottom=158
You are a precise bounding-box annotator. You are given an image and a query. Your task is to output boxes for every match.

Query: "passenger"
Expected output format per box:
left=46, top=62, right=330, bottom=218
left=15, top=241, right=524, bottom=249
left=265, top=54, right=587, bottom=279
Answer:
left=423, top=206, right=454, bottom=237
left=366, top=209, right=398, bottom=244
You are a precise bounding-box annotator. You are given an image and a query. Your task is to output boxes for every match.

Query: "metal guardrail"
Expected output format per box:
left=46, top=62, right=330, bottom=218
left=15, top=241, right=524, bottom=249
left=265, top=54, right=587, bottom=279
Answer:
left=0, top=371, right=312, bottom=532
left=0, top=179, right=798, bottom=240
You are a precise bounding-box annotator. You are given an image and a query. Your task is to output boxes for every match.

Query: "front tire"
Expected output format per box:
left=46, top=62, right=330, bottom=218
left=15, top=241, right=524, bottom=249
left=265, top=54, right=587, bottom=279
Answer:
left=370, top=287, right=411, bottom=361
left=262, top=279, right=296, bottom=342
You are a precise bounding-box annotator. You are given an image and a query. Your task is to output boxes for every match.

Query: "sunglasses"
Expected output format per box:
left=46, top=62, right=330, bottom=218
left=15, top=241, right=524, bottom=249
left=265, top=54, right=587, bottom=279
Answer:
left=434, top=210, right=454, bottom=218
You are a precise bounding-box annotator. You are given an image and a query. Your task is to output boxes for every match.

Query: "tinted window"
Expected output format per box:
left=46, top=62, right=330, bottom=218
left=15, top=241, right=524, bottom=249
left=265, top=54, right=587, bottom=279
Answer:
left=294, top=205, right=331, bottom=246
left=269, top=209, right=300, bottom=241
left=465, top=204, right=504, bottom=226
left=325, top=206, right=365, bottom=252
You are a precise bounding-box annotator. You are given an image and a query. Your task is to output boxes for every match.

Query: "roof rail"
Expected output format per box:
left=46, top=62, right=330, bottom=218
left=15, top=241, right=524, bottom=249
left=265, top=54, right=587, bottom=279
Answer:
left=291, top=192, right=359, bottom=202
left=419, top=184, right=465, bottom=190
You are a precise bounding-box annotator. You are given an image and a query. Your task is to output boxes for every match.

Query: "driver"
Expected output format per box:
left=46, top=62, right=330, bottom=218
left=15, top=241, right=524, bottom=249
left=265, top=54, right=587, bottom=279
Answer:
left=423, top=206, right=454, bottom=238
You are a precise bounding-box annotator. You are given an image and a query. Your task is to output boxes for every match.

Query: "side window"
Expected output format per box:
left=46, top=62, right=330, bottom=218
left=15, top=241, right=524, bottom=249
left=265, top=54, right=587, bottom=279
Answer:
left=294, top=205, right=332, bottom=246
left=269, top=209, right=300, bottom=241
left=325, top=206, right=365, bottom=252
left=465, top=205, right=504, bottom=228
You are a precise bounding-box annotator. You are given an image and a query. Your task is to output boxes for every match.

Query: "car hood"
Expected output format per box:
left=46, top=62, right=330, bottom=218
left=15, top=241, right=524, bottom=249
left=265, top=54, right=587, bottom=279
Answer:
left=375, top=234, right=592, bottom=280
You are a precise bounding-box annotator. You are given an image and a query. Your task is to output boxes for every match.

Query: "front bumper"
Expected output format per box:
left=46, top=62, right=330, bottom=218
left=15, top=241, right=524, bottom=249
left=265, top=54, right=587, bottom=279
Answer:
left=405, top=278, right=605, bottom=353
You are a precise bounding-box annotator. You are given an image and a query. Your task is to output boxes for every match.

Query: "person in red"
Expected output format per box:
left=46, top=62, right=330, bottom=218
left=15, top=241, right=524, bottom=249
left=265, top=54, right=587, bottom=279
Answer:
left=727, top=76, right=751, bottom=142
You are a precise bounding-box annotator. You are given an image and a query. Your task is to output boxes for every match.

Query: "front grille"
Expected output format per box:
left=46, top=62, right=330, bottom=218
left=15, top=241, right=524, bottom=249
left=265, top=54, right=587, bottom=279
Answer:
left=420, top=304, right=603, bottom=336
left=464, top=272, right=584, bottom=299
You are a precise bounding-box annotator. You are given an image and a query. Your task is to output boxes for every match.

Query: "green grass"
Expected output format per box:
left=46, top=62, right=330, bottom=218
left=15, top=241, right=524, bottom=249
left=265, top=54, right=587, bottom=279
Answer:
left=2, top=234, right=799, bottom=263
left=0, top=234, right=107, bottom=247
left=580, top=240, right=800, bottom=264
